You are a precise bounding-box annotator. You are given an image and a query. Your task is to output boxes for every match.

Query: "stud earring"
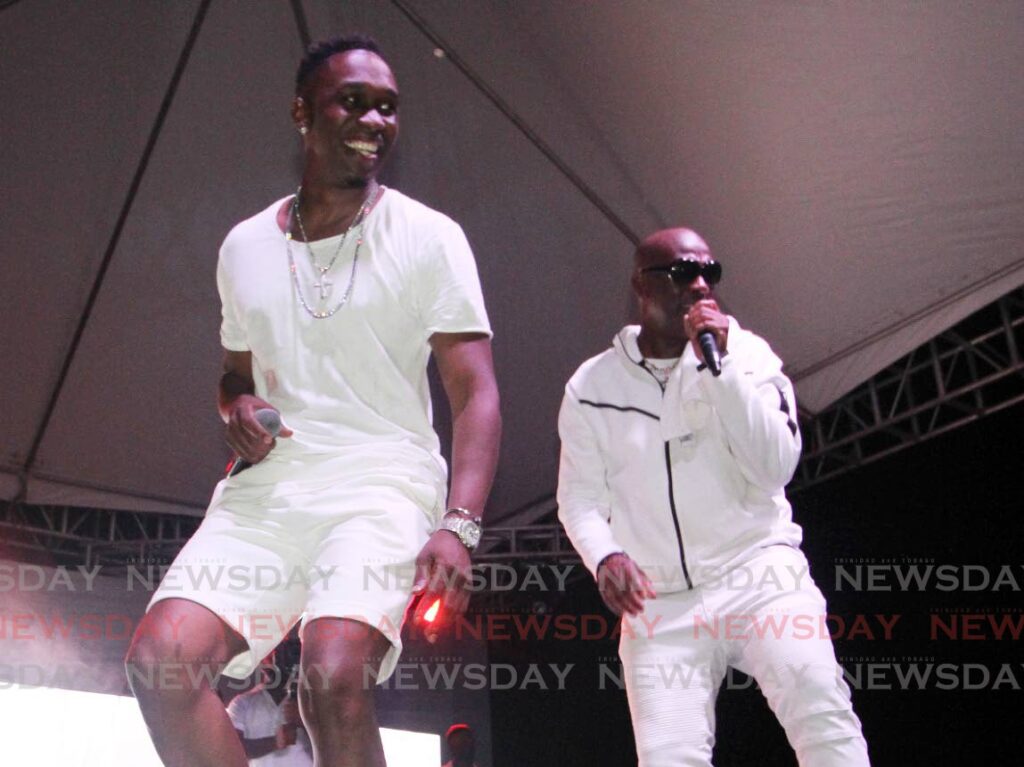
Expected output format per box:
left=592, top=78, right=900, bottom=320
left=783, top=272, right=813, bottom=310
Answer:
left=299, top=125, right=308, bottom=135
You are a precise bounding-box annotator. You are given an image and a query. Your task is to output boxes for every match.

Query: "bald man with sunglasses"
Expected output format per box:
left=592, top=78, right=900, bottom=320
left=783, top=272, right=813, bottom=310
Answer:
left=557, top=229, right=870, bottom=766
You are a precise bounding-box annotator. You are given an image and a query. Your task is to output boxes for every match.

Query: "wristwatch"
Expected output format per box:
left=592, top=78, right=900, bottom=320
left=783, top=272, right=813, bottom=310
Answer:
left=440, top=507, right=483, bottom=552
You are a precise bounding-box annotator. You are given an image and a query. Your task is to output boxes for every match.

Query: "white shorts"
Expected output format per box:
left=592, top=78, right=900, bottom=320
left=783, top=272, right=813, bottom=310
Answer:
left=148, top=451, right=439, bottom=681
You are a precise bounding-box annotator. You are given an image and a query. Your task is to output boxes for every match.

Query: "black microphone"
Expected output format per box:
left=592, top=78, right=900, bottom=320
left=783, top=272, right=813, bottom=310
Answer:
left=227, top=408, right=282, bottom=477
left=698, top=331, right=722, bottom=377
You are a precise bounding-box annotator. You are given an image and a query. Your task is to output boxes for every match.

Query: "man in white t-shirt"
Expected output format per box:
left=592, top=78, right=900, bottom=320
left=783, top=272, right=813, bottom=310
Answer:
left=126, top=35, right=501, bottom=767
left=227, top=657, right=312, bottom=766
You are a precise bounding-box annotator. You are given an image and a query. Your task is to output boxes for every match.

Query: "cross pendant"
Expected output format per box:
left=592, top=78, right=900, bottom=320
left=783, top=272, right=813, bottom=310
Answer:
left=313, top=276, right=333, bottom=300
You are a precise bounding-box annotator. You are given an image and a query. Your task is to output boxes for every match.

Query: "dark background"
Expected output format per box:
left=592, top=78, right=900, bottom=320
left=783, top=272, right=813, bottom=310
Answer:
left=486, top=401, right=1024, bottom=766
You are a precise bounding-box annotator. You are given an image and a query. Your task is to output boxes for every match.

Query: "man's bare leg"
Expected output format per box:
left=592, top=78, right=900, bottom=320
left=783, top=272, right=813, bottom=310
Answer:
left=125, top=598, right=250, bottom=767
left=300, top=617, right=391, bottom=767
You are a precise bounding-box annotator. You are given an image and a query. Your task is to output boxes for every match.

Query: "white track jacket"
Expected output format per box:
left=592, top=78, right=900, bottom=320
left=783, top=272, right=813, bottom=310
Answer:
left=557, top=321, right=804, bottom=593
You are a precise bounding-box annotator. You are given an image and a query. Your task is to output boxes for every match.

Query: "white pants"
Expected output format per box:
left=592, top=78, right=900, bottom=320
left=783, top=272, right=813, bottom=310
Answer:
left=619, top=546, right=870, bottom=766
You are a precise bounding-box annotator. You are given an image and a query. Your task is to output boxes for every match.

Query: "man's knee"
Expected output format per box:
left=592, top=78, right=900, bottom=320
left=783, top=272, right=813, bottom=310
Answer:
left=302, top=619, right=389, bottom=708
left=125, top=629, right=190, bottom=699
left=125, top=600, right=242, bottom=697
left=125, top=613, right=177, bottom=691
left=305, top=653, right=378, bottom=703
left=770, top=666, right=865, bottom=753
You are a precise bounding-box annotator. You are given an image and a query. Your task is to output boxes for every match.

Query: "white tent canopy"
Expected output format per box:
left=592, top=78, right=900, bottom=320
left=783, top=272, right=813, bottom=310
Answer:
left=3, top=0, right=1023, bottom=523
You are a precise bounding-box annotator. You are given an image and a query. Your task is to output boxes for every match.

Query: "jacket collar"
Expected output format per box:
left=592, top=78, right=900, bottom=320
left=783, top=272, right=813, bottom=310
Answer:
left=612, top=324, right=701, bottom=381
left=613, top=320, right=743, bottom=441
left=613, top=319, right=743, bottom=371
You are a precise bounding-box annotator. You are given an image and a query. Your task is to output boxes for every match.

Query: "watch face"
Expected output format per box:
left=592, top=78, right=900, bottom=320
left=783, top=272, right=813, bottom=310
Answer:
left=444, top=516, right=481, bottom=549
left=463, top=521, right=482, bottom=547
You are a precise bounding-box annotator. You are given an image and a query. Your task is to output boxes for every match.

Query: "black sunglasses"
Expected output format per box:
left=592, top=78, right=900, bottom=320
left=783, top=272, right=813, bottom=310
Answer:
left=641, top=259, right=722, bottom=286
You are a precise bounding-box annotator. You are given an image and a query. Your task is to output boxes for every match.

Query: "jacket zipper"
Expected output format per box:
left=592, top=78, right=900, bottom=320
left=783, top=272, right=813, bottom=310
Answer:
left=663, top=441, right=693, bottom=590
left=633, top=356, right=694, bottom=591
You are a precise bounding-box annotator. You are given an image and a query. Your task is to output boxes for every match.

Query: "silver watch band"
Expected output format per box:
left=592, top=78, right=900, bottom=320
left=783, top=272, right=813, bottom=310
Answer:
left=445, top=506, right=482, bottom=523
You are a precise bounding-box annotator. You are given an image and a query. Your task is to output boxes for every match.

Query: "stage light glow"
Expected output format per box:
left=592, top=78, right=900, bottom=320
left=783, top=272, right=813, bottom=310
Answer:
left=423, top=597, right=442, bottom=622
left=0, top=685, right=440, bottom=766
left=0, top=685, right=163, bottom=766
left=381, top=726, right=441, bottom=765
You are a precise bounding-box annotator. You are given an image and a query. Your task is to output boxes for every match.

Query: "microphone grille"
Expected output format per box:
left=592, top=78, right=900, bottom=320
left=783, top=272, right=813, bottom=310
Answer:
left=254, top=408, right=282, bottom=437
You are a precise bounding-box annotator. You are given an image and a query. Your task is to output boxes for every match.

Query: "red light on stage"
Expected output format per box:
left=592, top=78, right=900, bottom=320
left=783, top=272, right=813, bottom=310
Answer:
left=408, top=594, right=443, bottom=642
left=422, top=598, right=441, bottom=623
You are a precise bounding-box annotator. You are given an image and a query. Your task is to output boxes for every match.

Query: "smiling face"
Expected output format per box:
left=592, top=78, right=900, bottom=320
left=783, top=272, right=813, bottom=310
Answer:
left=632, top=228, right=716, bottom=349
left=294, top=49, right=399, bottom=187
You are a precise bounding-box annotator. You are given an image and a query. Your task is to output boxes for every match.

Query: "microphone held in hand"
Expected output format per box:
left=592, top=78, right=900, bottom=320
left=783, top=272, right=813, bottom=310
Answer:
left=698, top=330, right=722, bottom=377
left=252, top=408, right=282, bottom=437
left=227, top=408, right=282, bottom=477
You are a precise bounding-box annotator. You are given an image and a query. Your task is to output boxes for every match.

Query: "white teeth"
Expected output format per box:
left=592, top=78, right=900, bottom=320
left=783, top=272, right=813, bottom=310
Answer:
left=345, top=140, right=378, bottom=157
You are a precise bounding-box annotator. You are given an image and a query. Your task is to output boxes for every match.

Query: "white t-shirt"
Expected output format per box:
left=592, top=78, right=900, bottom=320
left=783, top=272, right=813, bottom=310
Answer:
left=226, top=687, right=312, bottom=767
left=217, top=189, right=492, bottom=500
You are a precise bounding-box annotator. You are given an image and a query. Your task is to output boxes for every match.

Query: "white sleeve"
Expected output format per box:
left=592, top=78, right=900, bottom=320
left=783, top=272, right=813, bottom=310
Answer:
left=414, top=220, right=492, bottom=338
left=556, top=384, right=624, bottom=579
left=698, top=337, right=801, bottom=490
left=225, top=693, right=251, bottom=736
left=217, top=245, right=248, bottom=352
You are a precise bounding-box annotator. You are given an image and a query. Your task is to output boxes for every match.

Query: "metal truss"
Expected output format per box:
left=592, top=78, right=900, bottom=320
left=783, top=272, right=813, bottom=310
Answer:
left=792, top=286, right=1024, bottom=491
left=473, top=492, right=578, bottom=564
left=477, top=522, right=578, bottom=564
left=0, top=502, right=200, bottom=569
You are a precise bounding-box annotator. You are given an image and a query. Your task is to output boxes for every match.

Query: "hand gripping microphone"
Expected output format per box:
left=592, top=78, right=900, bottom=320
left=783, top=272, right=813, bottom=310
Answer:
left=227, top=408, right=282, bottom=477
left=698, top=331, right=722, bottom=377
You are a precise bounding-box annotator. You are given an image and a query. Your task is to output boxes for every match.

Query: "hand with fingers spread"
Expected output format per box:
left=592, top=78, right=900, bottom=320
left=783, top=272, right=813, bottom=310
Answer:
left=683, top=298, right=729, bottom=365
left=597, top=552, right=657, bottom=617
left=224, top=394, right=293, bottom=465
left=412, top=529, right=473, bottom=633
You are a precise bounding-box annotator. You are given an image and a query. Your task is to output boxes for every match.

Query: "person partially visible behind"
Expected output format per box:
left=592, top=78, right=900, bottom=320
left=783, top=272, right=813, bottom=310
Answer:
left=442, top=723, right=479, bottom=767
left=227, top=655, right=312, bottom=766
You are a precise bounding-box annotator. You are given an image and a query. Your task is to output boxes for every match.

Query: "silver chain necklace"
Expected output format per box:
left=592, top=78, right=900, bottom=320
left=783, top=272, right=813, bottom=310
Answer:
left=642, top=358, right=678, bottom=388
left=285, top=184, right=385, bottom=319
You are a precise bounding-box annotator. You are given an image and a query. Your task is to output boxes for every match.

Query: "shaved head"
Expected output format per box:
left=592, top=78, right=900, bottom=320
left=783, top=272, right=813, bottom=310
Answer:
left=634, top=228, right=710, bottom=270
